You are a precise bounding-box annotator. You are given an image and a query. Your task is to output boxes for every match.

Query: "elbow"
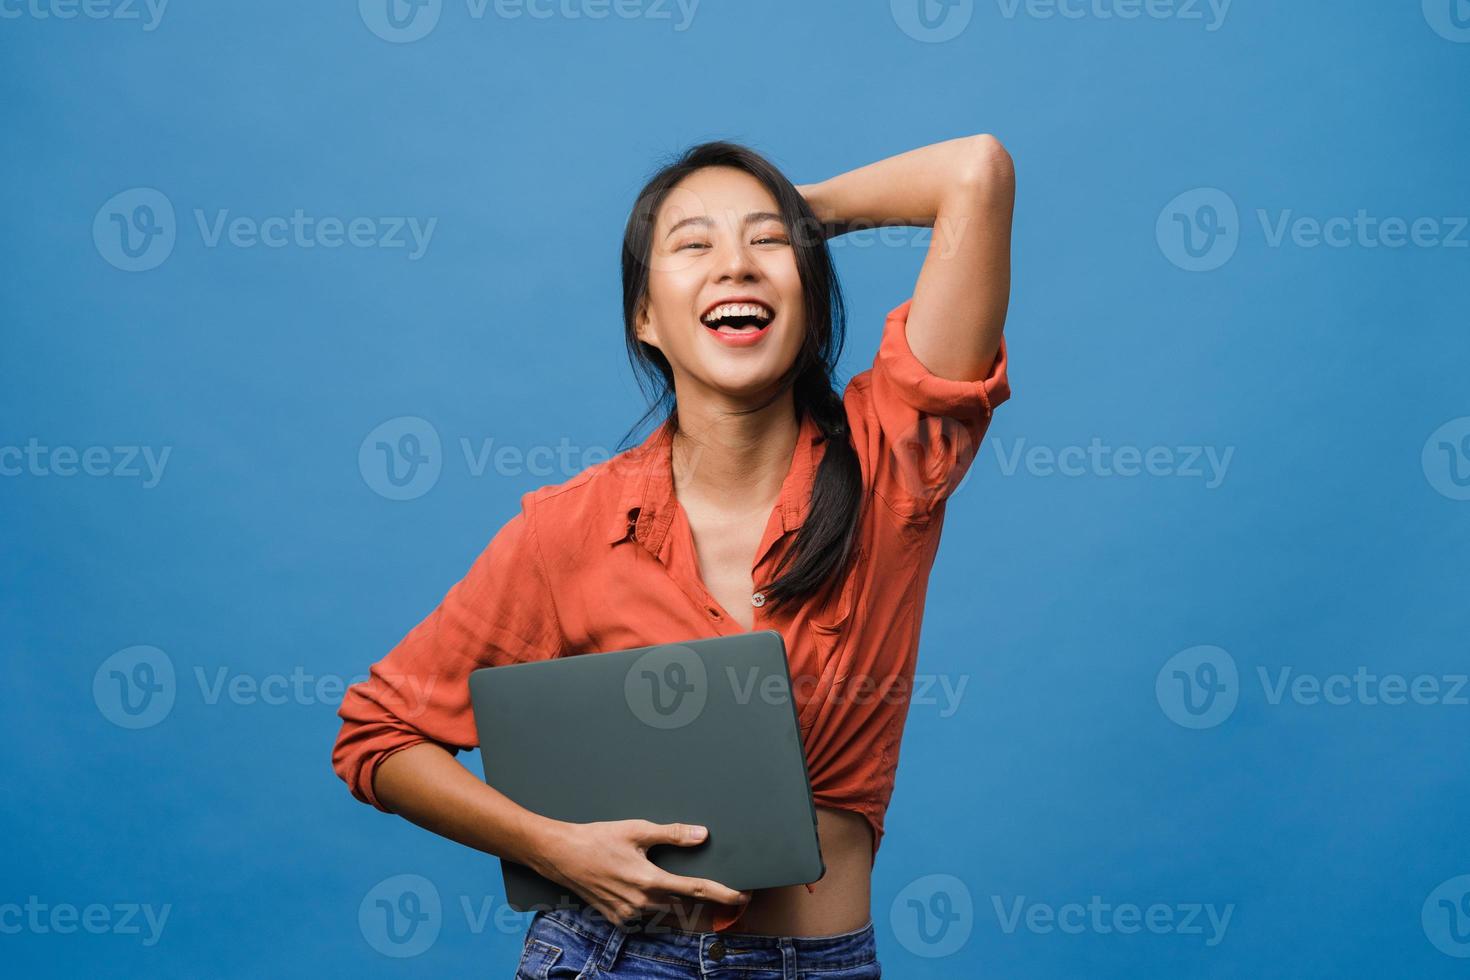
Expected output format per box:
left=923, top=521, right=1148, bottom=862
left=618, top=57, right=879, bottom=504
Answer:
left=331, top=725, right=371, bottom=806
left=333, top=738, right=394, bottom=813
left=331, top=709, right=392, bottom=811
left=955, top=134, right=1015, bottom=200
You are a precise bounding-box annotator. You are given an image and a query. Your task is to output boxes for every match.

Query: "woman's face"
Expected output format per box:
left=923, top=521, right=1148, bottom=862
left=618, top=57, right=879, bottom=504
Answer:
left=636, top=166, right=807, bottom=403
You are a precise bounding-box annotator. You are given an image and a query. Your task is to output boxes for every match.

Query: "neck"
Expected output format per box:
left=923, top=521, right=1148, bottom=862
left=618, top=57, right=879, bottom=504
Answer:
left=669, top=390, right=800, bottom=511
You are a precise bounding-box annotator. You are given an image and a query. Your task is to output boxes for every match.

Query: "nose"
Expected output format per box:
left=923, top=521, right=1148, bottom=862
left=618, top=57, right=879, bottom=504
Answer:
left=714, top=233, right=760, bottom=283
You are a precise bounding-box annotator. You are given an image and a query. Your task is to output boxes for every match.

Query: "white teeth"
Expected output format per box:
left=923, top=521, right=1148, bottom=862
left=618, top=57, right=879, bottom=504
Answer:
left=701, top=302, right=774, bottom=325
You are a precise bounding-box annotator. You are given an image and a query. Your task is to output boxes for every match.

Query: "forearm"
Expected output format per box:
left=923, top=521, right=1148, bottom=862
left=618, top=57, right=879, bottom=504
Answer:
left=372, top=741, right=563, bottom=875
left=800, top=134, right=1011, bottom=235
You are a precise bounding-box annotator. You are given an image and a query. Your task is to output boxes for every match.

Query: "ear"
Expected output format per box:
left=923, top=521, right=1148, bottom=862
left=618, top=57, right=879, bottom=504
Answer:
left=635, top=301, right=661, bottom=350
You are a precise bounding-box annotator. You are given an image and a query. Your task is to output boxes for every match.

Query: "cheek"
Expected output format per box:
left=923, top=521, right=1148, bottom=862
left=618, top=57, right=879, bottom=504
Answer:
left=781, top=317, right=808, bottom=359
left=649, top=261, right=701, bottom=302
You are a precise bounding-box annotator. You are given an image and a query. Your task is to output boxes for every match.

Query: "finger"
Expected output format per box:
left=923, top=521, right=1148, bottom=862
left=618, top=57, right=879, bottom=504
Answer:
left=594, top=901, right=633, bottom=930
left=633, top=821, right=708, bottom=848
left=649, top=870, right=750, bottom=908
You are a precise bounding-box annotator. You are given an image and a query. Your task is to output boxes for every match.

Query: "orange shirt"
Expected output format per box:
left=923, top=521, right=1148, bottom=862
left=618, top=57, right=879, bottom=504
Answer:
left=332, top=296, right=1010, bottom=932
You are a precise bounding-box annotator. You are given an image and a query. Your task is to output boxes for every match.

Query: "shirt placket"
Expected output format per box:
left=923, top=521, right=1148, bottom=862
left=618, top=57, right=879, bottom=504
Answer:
left=660, top=499, right=783, bottom=636
left=631, top=414, right=814, bottom=636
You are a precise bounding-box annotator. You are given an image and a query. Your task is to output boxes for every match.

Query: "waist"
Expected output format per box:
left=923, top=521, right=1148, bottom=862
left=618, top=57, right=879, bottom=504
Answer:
left=647, top=805, right=873, bottom=936
left=532, top=904, right=879, bottom=974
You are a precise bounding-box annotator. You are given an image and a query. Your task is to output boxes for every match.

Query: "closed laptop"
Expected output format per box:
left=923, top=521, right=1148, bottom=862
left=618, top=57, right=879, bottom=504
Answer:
left=468, top=629, right=826, bottom=914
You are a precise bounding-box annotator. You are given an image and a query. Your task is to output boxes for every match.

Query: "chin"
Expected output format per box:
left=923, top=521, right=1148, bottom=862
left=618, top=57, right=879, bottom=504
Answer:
left=707, top=375, right=773, bottom=399
left=705, top=364, right=791, bottom=401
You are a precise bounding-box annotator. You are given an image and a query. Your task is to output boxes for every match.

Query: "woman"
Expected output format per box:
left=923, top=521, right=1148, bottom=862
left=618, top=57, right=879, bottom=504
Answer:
left=332, top=134, right=1015, bottom=977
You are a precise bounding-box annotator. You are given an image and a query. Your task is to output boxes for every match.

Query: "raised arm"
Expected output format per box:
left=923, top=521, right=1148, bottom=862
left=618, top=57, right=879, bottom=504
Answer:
left=797, top=134, right=1015, bottom=381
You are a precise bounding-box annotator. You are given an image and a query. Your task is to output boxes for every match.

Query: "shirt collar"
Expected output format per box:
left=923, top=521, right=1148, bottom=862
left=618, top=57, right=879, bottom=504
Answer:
left=605, top=409, right=824, bottom=558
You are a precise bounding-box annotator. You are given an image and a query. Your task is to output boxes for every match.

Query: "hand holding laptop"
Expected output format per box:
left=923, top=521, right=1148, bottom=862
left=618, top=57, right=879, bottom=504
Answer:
left=526, top=817, right=751, bottom=928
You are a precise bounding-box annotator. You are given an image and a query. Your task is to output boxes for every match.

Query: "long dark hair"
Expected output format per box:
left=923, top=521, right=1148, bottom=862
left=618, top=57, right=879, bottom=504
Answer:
left=617, top=140, right=862, bottom=610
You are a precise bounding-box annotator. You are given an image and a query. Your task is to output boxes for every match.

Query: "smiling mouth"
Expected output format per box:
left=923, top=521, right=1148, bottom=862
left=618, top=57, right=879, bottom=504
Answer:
left=701, top=302, right=775, bottom=335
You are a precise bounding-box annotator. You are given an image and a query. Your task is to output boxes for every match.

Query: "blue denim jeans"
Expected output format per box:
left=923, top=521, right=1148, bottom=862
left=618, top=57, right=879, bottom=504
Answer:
left=514, top=906, right=882, bottom=979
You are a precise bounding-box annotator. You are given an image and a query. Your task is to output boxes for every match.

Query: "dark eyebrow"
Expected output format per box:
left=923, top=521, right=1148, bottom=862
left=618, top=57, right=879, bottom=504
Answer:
left=664, top=211, right=785, bottom=239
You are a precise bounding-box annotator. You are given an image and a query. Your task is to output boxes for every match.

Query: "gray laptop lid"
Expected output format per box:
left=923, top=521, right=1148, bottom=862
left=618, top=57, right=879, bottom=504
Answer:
left=468, top=629, right=825, bottom=913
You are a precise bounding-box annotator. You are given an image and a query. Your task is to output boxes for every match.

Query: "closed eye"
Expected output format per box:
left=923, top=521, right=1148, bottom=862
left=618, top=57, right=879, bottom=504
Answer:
left=675, top=235, right=787, bottom=252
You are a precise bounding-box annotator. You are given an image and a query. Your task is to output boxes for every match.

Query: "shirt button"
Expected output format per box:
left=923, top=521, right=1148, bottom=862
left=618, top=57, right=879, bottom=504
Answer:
left=707, top=607, right=721, bottom=619
left=708, top=939, right=726, bottom=961
left=751, top=592, right=766, bottom=607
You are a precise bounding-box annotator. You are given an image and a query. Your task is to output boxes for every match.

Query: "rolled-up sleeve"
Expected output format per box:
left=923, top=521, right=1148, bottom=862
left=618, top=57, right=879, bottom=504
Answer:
left=331, top=491, right=564, bottom=812
left=847, top=297, right=1011, bottom=523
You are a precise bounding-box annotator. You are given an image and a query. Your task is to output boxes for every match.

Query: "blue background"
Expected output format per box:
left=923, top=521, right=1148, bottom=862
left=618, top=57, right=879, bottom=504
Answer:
left=3, top=0, right=1468, bottom=976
